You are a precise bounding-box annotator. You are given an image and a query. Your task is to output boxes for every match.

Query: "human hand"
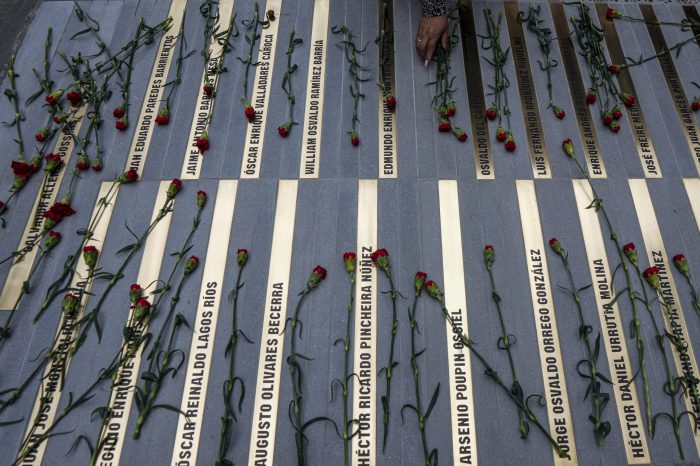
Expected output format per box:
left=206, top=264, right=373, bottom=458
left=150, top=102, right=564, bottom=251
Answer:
left=416, top=15, right=449, bottom=66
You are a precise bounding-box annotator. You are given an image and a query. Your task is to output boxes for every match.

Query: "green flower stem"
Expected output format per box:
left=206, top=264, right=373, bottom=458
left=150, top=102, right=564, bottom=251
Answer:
left=340, top=270, right=355, bottom=466
left=519, top=5, right=559, bottom=111
left=119, top=19, right=144, bottom=121
left=26, top=27, right=54, bottom=105
left=623, top=32, right=700, bottom=69
left=332, top=25, right=370, bottom=137
left=379, top=269, right=398, bottom=453
left=163, top=16, right=191, bottom=111
left=288, top=288, right=312, bottom=466
left=407, top=288, right=438, bottom=465
left=554, top=248, right=611, bottom=445
left=680, top=272, right=700, bottom=317
left=6, top=54, right=25, bottom=160
left=567, top=153, right=653, bottom=436
left=434, top=299, right=570, bottom=459
left=482, top=9, right=512, bottom=131
left=639, top=274, right=686, bottom=463
left=484, top=257, right=528, bottom=439
left=215, top=257, right=248, bottom=464
left=280, top=29, right=302, bottom=128
left=376, top=1, right=392, bottom=98
left=72, top=1, right=126, bottom=83
left=75, top=196, right=175, bottom=347
left=241, top=2, right=263, bottom=100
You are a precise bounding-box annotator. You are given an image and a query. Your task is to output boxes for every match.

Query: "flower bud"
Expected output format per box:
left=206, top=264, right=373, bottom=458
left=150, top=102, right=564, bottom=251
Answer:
left=642, top=266, right=661, bottom=289
left=585, top=90, right=596, bottom=105
left=116, top=118, right=128, bottom=131
left=343, top=251, right=357, bottom=275
left=673, top=254, right=689, bottom=275
left=425, top=280, right=442, bottom=300
left=129, top=283, right=143, bottom=304
left=45, top=230, right=62, bottom=250
left=113, top=104, right=125, bottom=119
left=83, top=245, right=99, bottom=269
left=278, top=121, right=292, bottom=138
left=385, top=95, right=396, bottom=111
left=484, top=245, right=495, bottom=264
left=132, top=297, right=151, bottom=321
left=623, top=243, right=637, bottom=265
left=553, top=106, right=565, bottom=120
left=62, top=292, right=79, bottom=317
left=549, top=238, right=563, bottom=256
left=197, top=190, right=207, bottom=208
left=606, top=7, right=622, bottom=20
left=505, top=134, right=516, bottom=152
left=156, top=107, right=169, bottom=125
left=438, top=119, right=451, bottom=133
left=184, top=255, right=200, bottom=275
left=91, top=158, right=103, bottom=172
left=496, top=126, right=507, bottom=141
left=308, top=265, right=327, bottom=289
left=167, top=178, right=182, bottom=199
left=76, top=153, right=89, bottom=171
left=244, top=102, right=255, bottom=122
left=562, top=138, right=574, bottom=158
left=453, top=127, right=468, bottom=142
left=621, top=92, right=635, bottom=107
left=350, top=130, right=360, bottom=146
left=237, top=248, right=249, bottom=266
left=486, top=106, right=497, bottom=121
left=415, top=271, right=427, bottom=293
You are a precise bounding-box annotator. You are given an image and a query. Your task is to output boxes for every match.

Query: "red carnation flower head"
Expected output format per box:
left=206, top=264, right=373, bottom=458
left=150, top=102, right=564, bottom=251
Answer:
left=343, top=251, right=357, bottom=275
left=167, top=178, right=182, bottom=199
left=561, top=138, right=574, bottom=157
left=278, top=121, right=292, bottom=138
left=486, top=106, right=497, bottom=121
left=453, top=127, right=468, bottom=142
left=585, top=90, right=597, bottom=105
left=44, top=153, right=62, bottom=174
left=608, top=64, right=619, bottom=74
left=484, top=244, right=495, bottom=264
left=118, top=168, right=139, bottom=184
left=603, top=112, right=613, bottom=126
left=693, top=99, right=700, bottom=112
left=244, top=101, right=255, bottom=122
left=612, top=106, right=623, bottom=120
left=129, top=283, right=143, bottom=304
left=495, top=126, right=507, bottom=142
left=196, top=131, right=209, bottom=154
left=35, top=127, right=50, bottom=142
left=132, top=297, right=151, bottom=322
left=642, top=266, right=661, bottom=289
left=607, top=7, right=622, bottom=20
left=11, top=159, right=39, bottom=182
left=553, top=106, right=565, bottom=120
left=184, top=256, right=200, bottom=275
left=623, top=242, right=638, bottom=264
left=43, top=199, right=75, bottom=230
left=673, top=254, right=689, bottom=275
left=156, top=107, right=169, bottom=125
left=82, top=245, right=99, bottom=269
left=350, top=130, right=360, bottom=146
left=438, top=118, right=452, bottom=133
left=385, top=94, right=397, bottom=111
left=505, top=134, right=516, bottom=152
left=66, top=90, right=82, bottom=107
left=53, top=112, right=68, bottom=125
left=446, top=101, right=456, bottom=117
left=415, top=271, right=427, bottom=292
left=113, top=104, right=125, bottom=119
left=609, top=121, right=620, bottom=133
left=76, top=153, right=89, bottom=171
left=308, top=265, right=327, bottom=289
left=196, top=190, right=207, bottom=209
left=203, top=82, right=214, bottom=96
left=621, top=92, right=635, bottom=107
left=45, top=230, right=62, bottom=250
left=425, top=279, right=443, bottom=300
left=91, top=158, right=103, bottom=172
left=62, top=292, right=80, bottom=317
left=370, top=248, right=390, bottom=272
left=116, top=118, right=128, bottom=131
left=237, top=248, right=248, bottom=266
left=45, top=89, right=63, bottom=106
left=549, top=237, right=563, bottom=256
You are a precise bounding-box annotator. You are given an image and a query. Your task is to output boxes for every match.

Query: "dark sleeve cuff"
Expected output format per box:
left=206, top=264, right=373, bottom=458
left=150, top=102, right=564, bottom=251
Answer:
left=420, top=0, right=447, bottom=17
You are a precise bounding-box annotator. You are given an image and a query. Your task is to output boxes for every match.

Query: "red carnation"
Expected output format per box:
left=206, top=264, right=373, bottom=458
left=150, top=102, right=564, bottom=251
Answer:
left=91, top=158, right=103, bottom=172
left=196, top=132, right=209, bottom=154
left=113, top=104, right=125, bottom=119
left=116, top=118, right=128, bottom=131
left=445, top=101, right=456, bottom=117
left=45, top=230, right=61, bottom=250
left=673, top=254, right=689, bottom=275
left=603, top=112, right=613, bottom=125
left=415, top=271, right=427, bottom=292
left=350, top=131, right=360, bottom=146
left=82, top=245, right=99, bottom=269
left=553, top=106, right=565, bottom=120
left=505, top=135, right=516, bottom=152
left=692, top=99, right=700, bottom=112
left=76, top=153, right=89, bottom=171
left=607, top=8, right=621, bottom=20
left=196, top=190, right=207, bottom=208
left=484, top=244, right=495, bottom=264
left=425, top=280, right=442, bottom=300
left=612, top=106, right=623, bottom=120
left=66, top=91, right=82, bottom=107
left=609, top=122, right=620, bottom=133
left=45, top=89, right=63, bottom=106
left=35, top=127, right=50, bottom=142
left=453, top=127, right=468, bottom=142
left=203, top=82, right=214, bottom=96
left=370, top=248, right=389, bottom=263
left=118, top=168, right=139, bottom=184
left=53, top=112, right=68, bottom=125
left=44, top=200, right=76, bottom=229
left=167, top=178, right=182, bottom=199
left=44, top=153, right=62, bottom=173
left=132, top=297, right=151, bottom=321
left=385, top=95, right=396, bottom=111
left=156, top=108, right=169, bottom=125
left=62, top=293, right=80, bottom=316
left=621, top=92, right=635, bottom=107
left=438, top=119, right=451, bottom=133
left=608, top=64, right=619, bottom=74
left=585, top=90, right=597, bottom=105
left=129, top=283, right=143, bottom=303
left=623, top=242, right=638, bottom=264
left=184, top=255, right=200, bottom=275
left=278, top=121, right=292, bottom=138
left=643, top=266, right=661, bottom=289
left=549, top=237, right=563, bottom=255
left=244, top=102, right=255, bottom=122
left=343, top=251, right=357, bottom=275
left=486, top=106, right=497, bottom=121
left=496, top=126, right=507, bottom=142
left=308, top=265, right=327, bottom=289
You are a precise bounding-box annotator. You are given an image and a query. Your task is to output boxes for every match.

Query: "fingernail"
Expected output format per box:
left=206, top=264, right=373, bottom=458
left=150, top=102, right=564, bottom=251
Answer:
left=424, top=59, right=429, bottom=67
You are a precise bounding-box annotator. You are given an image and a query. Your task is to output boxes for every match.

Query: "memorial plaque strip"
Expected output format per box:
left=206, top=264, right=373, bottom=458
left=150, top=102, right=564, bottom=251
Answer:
left=684, top=178, right=700, bottom=231
left=378, top=0, right=398, bottom=179
left=181, top=0, right=236, bottom=179
left=95, top=180, right=174, bottom=465
left=516, top=180, right=578, bottom=466
left=126, top=0, right=187, bottom=173
left=505, top=3, right=552, bottom=179
left=594, top=4, right=661, bottom=179
left=438, top=180, right=478, bottom=465
left=640, top=5, right=700, bottom=176
left=572, top=179, right=650, bottom=464
left=299, top=0, right=329, bottom=179
left=246, top=180, right=298, bottom=466
left=628, top=179, right=700, bottom=456
left=21, top=181, right=118, bottom=466
left=683, top=6, right=700, bottom=48
left=171, top=180, right=238, bottom=463
left=458, top=2, right=495, bottom=180
left=240, top=0, right=283, bottom=179
left=550, top=3, right=607, bottom=178
left=0, top=107, right=86, bottom=309
left=351, top=180, right=378, bottom=465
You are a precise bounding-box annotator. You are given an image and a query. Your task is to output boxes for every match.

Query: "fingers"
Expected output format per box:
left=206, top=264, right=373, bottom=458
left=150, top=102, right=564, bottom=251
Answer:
left=424, top=36, right=438, bottom=63
left=441, top=31, right=449, bottom=51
